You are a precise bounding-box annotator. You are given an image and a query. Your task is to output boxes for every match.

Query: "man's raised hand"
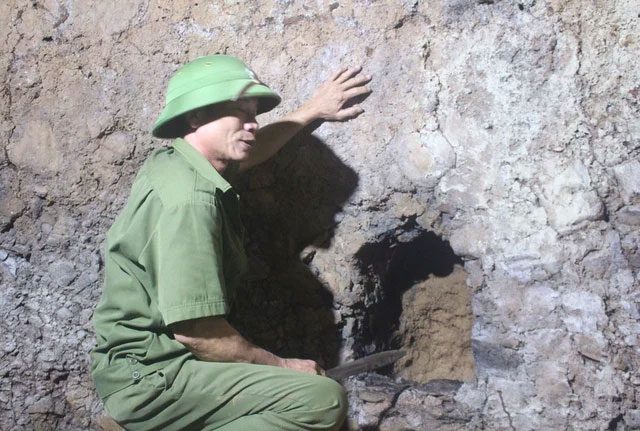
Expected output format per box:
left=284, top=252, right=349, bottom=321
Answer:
left=301, top=66, right=372, bottom=122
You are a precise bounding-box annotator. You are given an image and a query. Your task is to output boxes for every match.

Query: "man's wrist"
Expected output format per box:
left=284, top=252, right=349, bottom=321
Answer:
left=249, top=346, right=284, bottom=367
left=288, top=104, right=320, bottom=126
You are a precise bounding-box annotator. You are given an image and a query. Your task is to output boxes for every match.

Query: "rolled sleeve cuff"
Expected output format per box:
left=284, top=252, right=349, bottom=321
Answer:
left=161, top=299, right=229, bottom=325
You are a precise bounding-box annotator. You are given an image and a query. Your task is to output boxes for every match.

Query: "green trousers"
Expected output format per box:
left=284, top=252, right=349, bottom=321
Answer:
left=103, top=359, right=348, bottom=430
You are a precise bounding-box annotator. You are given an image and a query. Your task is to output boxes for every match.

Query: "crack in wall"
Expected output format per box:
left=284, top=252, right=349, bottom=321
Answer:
left=497, top=389, right=516, bottom=431
left=392, top=0, right=420, bottom=29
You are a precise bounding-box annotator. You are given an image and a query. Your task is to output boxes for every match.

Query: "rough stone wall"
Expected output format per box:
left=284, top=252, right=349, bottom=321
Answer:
left=1, top=0, right=638, bottom=430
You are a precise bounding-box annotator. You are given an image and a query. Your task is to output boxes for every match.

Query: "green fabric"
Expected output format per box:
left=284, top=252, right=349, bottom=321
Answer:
left=152, top=55, right=281, bottom=139
left=90, top=138, right=247, bottom=399
left=103, top=360, right=348, bottom=431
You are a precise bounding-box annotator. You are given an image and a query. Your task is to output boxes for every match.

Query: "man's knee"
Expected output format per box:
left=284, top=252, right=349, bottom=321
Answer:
left=301, top=375, right=348, bottom=429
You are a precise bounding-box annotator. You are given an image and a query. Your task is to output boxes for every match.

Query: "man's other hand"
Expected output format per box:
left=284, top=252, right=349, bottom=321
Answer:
left=280, top=358, right=326, bottom=375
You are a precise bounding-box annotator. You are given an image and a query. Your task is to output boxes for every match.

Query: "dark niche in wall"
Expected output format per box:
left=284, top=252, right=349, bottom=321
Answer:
left=354, top=228, right=475, bottom=382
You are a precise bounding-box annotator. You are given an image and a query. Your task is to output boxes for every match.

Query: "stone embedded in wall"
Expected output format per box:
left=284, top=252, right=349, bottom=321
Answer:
left=0, top=196, right=26, bottom=232
left=613, top=159, right=640, bottom=204
left=96, top=132, right=135, bottom=164
left=496, top=227, right=564, bottom=283
left=561, top=290, right=608, bottom=333
left=620, top=232, right=640, bottom=269
left=7, top=119, right=63, bottom=174
left=472, top=339, right=524, bottom=373
left=519, top=284, right=560, bottom=331
left=533, top=361, right=573, bottom=405
left=536, top=160, right=605, bottom=231
left=448, top=222, right=490, bottom=259
left=464, top=259, right=484, bottom=289
left=574, top=333, right=608, bottom=363
left=392, top=131, right=456, bottom=188
left=421, top=131, right=457, bottom=181
left=617, top=205, right=640, bottom=226
left=50, top=259, right=79, bottom=287
left=86, top=110, right=116, bottom=140
left=44, top=213, right=80, bottom=248
left=610, top=268, right=636, bottom=295
left=388, top=192, right=426, bottom=221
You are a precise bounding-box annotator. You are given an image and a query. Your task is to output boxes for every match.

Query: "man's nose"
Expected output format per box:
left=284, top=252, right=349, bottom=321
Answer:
left=244, top=120, right=259, bottom=134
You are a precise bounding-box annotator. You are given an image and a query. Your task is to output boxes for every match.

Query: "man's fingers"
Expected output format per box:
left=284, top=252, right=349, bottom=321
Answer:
left=344, top=85, right=371, bottom=100
left=341, top=74, right=372, bottom=90
left=331, top=67, right=349, bottom=81
left=313, top=66, right=370, bottom=121
left=335, top=66, right=362, bottom=84
left=335, top=106, right=365, bottom=121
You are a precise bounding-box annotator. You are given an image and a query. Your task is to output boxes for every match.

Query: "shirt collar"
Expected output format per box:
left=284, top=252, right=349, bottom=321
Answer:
left=172, top=138, right=233, bottom=192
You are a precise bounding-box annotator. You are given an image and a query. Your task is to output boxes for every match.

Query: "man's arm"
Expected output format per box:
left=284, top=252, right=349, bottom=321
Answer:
left=171, top=316, right=322, bottom=374
left=238, top=66, right=372, bottom=172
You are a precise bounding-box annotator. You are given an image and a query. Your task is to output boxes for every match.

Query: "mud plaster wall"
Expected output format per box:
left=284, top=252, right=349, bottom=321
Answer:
left=1, top=0, right=639, bottom=430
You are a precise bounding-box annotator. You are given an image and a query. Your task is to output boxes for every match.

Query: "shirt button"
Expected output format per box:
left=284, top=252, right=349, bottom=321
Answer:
left=132, top=370, right=141, bottom=380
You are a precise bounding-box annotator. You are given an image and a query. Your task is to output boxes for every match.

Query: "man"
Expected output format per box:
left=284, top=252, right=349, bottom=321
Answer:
left=90, top=55, right=371, bottom=430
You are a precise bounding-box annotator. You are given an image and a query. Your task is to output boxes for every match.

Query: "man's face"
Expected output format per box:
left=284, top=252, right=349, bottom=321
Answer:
left=195, top=98, right=259, bottom=162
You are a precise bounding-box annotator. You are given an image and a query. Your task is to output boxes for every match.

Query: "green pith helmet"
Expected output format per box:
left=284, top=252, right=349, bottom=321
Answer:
left=152, top=55, right=281, bottom=139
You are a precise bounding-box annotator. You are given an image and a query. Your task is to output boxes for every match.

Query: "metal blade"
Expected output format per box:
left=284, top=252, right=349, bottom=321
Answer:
left=325, top=350, right=406, bottom=381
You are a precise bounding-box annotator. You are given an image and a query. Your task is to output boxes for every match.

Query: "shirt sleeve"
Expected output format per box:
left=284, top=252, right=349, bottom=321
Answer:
left=155, top=201, right=229, bottom=325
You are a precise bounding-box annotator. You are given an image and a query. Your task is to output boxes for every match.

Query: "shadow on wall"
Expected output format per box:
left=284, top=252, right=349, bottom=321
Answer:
left=230, top=126, right=358, bottom=368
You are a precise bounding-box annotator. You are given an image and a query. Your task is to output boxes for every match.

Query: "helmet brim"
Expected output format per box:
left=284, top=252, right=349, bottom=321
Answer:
left=152, top=79, right=281, bottom=139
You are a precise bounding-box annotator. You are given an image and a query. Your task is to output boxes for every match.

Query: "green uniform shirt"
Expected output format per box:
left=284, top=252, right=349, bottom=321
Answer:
left=90, top=138, right=248, bottom=399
